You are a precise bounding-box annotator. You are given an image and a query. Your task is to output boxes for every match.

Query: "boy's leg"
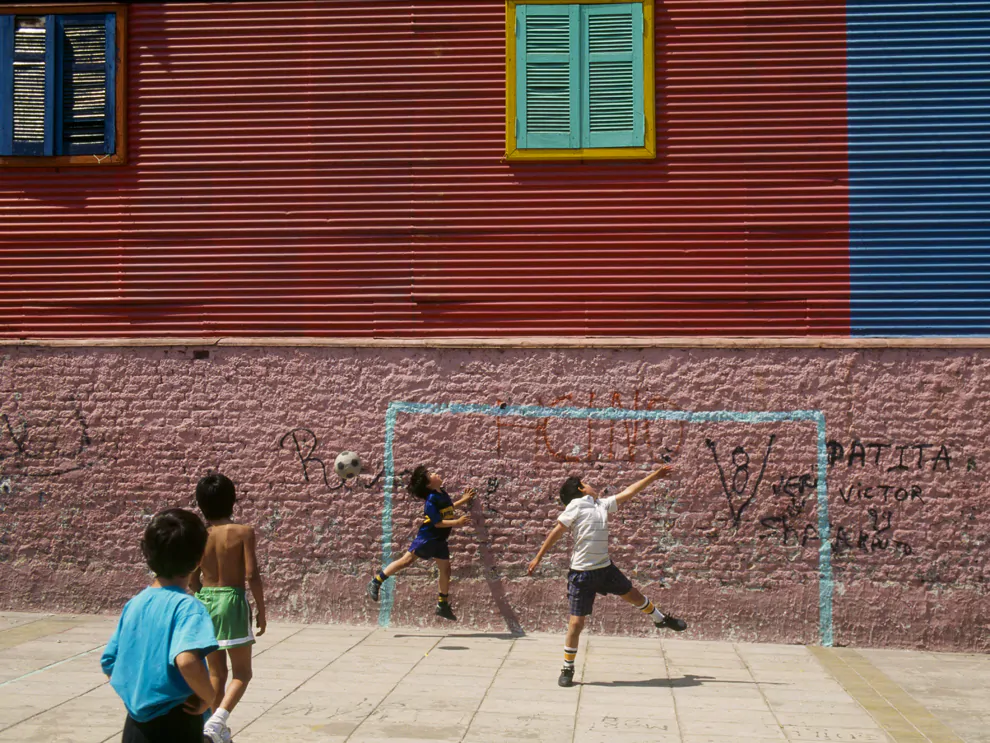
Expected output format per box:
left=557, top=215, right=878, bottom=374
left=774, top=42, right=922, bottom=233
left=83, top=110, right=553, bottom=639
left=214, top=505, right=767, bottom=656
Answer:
left=205, top=649, right=229, bottom=715
left=560, top=614, right=586, bottom=687
left=367, top=551, right=418, bottom=601
left=434, top=558, right=456, bottom=620
left=619, top=583, right=687, bottom=631
left=220, top=644, right=254, bottom=713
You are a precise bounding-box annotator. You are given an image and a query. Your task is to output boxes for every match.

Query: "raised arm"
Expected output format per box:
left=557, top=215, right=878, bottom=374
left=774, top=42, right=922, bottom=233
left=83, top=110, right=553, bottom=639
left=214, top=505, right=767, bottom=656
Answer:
left=244, top=527, right=266, bottom=637
left=527, top=522, right=568, bottom=575
left=613, top=465, right=672, bottom=506
left=453, top=487, right=477, bottom=508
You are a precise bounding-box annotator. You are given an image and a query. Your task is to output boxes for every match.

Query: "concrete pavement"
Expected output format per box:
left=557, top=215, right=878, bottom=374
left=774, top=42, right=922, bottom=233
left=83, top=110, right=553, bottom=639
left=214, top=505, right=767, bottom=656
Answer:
left=0, top=611, right=986, bottom=742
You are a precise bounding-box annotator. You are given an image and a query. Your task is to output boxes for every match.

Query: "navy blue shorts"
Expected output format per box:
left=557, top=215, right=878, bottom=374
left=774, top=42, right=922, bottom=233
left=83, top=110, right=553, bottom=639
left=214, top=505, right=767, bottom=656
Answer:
left=567, top=563, right=633, bottom=616
left=408, top=537, right=450, bottom=560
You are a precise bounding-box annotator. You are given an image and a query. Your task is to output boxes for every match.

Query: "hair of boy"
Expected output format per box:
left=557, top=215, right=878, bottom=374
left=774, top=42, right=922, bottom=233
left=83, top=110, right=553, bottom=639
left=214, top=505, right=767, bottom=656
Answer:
left=141, top=508, right=209, bottom=579
left=559, top=476, right=584, bottom=506
left=196, top=472, right=237, bottom=520
left=408, top=465, right=432, bottom=500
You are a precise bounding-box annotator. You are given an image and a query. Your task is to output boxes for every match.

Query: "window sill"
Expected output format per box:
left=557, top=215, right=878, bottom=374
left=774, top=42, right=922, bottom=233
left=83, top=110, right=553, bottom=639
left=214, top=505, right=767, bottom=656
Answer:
left=0, top=152, right=127, bottom=167
left=505, top=144, right=656, bottom=162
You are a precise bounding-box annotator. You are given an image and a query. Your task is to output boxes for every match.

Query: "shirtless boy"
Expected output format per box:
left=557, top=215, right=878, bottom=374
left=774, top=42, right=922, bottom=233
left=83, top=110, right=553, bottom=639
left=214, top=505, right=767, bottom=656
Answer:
left=191, top=473, right=267, bottom=743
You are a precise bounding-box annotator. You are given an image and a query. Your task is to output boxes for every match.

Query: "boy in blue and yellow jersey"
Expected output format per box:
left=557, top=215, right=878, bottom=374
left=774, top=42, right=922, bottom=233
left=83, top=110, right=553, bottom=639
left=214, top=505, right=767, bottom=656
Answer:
left=367, top=465, right=475, bottom=620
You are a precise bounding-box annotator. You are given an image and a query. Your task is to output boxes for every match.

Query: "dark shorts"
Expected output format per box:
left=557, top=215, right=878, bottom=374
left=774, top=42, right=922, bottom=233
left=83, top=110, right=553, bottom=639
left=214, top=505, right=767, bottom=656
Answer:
left=567, top=563, right=634, bottom=617
left=408, top=537, right=450, bottom=560
left=122, top=704, right=204, bottom=743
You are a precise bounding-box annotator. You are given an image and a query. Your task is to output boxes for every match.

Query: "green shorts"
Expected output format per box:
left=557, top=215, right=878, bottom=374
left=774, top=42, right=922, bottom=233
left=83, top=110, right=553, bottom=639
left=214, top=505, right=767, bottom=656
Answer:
left=196, top=586, right=255, bottom=650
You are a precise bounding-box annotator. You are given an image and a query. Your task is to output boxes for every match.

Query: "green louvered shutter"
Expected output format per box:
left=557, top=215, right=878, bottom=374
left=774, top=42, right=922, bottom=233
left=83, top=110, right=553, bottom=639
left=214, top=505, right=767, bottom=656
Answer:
left=56, top=14, right=114, bottom=155
left=11, top=15, right=53, bottom=156
left=581, top=3, right=644, bottom=148
left=516, top=4, right=579, bottom=149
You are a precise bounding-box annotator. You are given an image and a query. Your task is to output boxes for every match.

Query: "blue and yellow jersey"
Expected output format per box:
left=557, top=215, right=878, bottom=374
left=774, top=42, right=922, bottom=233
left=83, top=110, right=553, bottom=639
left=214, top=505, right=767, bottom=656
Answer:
left=415, top=490, right=455, bottom=543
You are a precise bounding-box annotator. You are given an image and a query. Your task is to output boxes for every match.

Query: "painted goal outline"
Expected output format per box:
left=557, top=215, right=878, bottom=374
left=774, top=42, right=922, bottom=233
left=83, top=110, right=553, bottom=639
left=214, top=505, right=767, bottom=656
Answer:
left=378, top=401, right=834, bottom=647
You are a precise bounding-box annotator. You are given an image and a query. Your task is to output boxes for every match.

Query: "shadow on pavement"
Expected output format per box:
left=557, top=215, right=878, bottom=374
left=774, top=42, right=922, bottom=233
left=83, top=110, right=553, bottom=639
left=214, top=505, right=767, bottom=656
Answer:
left=581, top=674, right=787, bottom=688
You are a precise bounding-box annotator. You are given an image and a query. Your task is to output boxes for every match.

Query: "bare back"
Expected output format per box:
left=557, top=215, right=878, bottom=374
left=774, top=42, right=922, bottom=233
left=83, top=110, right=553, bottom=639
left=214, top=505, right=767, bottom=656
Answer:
left=199, top=523, right=256, bottom=588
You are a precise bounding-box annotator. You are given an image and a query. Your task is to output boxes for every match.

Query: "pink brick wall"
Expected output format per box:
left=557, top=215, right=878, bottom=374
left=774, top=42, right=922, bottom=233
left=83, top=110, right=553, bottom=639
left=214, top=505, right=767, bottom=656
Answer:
left=0, top=345, right=986, bottom=651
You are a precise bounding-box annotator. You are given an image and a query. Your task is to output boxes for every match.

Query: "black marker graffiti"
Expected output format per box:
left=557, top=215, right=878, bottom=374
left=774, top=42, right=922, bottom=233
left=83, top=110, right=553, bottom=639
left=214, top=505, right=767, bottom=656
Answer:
left=706, top=434, right=776, bottom=526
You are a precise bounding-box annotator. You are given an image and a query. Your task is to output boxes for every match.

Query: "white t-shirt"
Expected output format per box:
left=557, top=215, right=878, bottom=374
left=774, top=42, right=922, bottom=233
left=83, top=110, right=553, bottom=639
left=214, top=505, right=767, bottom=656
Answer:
left=557, top=494, right=618, bottom=571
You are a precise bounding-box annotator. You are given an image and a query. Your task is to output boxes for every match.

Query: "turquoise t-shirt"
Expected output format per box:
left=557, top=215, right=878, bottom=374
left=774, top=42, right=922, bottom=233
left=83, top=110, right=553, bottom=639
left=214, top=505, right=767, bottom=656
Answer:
left=101, top=585, right=219, bottom=723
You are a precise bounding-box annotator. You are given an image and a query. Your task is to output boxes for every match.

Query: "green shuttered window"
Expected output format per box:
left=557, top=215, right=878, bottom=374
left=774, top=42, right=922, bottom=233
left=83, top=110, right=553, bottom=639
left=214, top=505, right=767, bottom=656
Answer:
left=515, top=2, right=646, bottom=153
left=0, top=11, right=118, bottom=161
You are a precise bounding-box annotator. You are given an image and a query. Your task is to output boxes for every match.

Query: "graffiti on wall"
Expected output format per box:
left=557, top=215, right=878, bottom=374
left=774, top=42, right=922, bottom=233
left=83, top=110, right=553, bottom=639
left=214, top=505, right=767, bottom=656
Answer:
left=0, top=400, right=96, bottom=513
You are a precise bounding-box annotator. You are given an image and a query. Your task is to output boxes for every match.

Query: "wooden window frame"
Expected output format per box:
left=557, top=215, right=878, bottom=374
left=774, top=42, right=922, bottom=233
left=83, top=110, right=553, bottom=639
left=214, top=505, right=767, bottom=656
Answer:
left=0, top=3, right=127, bottom=167
left=506, top=0, right=655, bottom=162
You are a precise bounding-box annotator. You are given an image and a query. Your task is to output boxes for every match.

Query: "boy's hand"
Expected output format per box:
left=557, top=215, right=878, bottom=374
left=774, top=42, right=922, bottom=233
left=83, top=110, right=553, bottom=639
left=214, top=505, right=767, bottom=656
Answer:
left=183, top=694, right=210, bottom=716
left=527, top=557, right=540, bottom=575
left=256, top=611, right=267, bottom=637
left=462, top=487, right=477, bottom=502
left=455, top=514, right=470, bottom=527
left=654, top=465, right=673, bottom=479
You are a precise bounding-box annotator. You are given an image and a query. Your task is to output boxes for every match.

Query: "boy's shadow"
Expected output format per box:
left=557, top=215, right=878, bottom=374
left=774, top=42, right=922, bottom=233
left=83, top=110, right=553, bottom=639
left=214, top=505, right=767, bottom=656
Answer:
left=580, top=674, right=784, bottom=688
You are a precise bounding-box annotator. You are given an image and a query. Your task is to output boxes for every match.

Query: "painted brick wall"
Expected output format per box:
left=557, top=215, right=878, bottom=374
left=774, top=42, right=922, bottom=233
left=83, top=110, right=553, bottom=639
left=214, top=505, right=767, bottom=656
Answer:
left=0, top=345, right=986, bottom=651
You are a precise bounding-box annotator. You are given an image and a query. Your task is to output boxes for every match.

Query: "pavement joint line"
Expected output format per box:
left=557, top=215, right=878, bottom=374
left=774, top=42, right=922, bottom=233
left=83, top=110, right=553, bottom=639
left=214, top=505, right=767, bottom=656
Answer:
left=732, top=641, right=788, bottom=740
left=0, top=643, right=104, bottom=689
left=457, top=633, right=518, bottom=743
left=658, top=638, right=685, bottom=743
left=234, top=625, right=374, bottom=739
left=808, top=647, right=965, bottom=743
left=342, top=629, right=447, bottom=743
left=570, top=635, right=592, bottom=743
left=0, top=646, right=109, bottom=735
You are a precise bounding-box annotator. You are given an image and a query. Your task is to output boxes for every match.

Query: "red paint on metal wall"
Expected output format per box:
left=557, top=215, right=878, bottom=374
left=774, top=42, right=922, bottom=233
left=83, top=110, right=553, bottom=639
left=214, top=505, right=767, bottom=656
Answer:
left=0, top=1, right=850, bottom=338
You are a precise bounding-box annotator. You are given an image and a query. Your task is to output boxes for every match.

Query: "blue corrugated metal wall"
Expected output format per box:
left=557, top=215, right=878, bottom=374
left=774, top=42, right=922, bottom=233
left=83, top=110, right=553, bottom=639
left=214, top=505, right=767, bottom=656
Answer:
left=847, top=0, right=990, bottom=335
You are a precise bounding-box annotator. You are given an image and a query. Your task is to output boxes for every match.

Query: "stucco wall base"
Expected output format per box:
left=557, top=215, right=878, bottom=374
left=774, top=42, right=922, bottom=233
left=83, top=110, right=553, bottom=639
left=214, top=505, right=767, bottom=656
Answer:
left=0, top=346, right=986, bottom=651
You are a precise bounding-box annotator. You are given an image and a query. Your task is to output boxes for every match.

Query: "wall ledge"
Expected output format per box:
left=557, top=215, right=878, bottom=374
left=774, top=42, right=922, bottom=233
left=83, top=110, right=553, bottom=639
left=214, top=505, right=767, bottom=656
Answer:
left=1, top=336, right=990, bottom=349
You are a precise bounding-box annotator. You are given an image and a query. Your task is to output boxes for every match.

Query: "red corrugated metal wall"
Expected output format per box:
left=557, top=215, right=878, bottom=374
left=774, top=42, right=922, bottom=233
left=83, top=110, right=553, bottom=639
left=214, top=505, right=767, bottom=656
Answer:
left=0, top=1, right=850, bottom=338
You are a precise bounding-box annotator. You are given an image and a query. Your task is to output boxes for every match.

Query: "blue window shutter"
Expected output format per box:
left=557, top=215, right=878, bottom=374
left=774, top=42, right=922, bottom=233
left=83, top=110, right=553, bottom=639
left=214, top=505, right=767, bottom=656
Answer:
left=10, top=15, right=53, bottom=156
left=56, top=14, right=113, bottom=156
left=580, top=3, right=644, bottom=148
left=517, top=4, right=579, bottom=149
left=0, top=15, right=13, bottom=156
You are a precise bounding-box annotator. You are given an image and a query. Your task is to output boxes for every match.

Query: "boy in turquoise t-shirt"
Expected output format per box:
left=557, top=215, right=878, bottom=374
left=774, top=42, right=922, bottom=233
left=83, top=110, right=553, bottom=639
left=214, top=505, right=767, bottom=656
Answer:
left=101, top=508, right=219, bottom=742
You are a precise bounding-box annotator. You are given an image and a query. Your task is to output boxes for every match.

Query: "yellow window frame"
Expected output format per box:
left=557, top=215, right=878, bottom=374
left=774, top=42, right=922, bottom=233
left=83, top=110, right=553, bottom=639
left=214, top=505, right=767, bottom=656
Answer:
left=505, top=0, right=655, bottom=162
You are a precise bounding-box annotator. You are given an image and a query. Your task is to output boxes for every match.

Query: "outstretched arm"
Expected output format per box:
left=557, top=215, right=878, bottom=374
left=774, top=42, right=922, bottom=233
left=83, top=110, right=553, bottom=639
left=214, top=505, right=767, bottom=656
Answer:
left=527, top=522, right=568, bottom=575
left=614, top=465, right=672, bottom=506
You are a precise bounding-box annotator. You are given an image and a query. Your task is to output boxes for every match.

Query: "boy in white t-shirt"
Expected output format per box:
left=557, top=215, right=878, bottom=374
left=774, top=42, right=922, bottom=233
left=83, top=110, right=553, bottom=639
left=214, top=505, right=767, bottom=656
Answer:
left=528, top=466, right=686, bottom=687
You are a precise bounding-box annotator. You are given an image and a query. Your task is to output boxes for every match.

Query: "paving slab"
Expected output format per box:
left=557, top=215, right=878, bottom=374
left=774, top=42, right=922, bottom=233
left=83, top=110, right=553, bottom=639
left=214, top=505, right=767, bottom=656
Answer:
left=0, top=612, right=987, bottom=742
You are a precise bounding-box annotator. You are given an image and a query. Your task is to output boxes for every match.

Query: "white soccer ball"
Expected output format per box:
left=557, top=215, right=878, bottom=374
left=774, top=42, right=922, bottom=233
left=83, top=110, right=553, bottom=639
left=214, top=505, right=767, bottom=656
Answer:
left=334, top=451, right=362, bottom=480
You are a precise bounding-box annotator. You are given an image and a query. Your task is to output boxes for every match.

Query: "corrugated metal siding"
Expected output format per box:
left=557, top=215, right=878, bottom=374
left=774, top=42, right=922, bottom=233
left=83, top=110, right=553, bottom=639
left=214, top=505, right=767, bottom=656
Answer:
left=847, top=1, right=990, bottom=336
left=0, top=1, right=850, bottom=338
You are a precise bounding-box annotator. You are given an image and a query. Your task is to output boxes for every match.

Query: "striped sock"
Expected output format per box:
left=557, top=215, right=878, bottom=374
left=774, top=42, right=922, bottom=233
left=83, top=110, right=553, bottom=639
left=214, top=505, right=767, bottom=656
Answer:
left=374, top=570, right=387, bottom=584
left=563, top=646, right=578, bottom=670
left=438, top=592, right=449, bottom=604
left=635, top=597, right=665, bottom=623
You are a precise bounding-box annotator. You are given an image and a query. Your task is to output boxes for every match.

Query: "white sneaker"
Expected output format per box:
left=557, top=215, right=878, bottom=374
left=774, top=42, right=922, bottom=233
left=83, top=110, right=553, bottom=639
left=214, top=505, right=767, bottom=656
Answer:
left=203, top=722, right=232, bottom=743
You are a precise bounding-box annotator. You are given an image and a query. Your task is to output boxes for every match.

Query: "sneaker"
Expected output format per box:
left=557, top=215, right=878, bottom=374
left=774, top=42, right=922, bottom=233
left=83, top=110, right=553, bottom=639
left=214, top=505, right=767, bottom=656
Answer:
left=366, top=579, right=381, bottom=602
left=203, top=724, right=231, bottom=743
left=558, top=666, right=575, bottom=687
left=655, top=614, right=687, bottom=632
left=435, top=601, right=457, bottom=621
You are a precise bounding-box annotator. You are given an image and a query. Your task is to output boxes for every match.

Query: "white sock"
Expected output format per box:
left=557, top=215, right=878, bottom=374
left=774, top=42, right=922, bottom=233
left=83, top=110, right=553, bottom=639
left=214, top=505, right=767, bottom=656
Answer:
left=207, top=708, right=230, bottom=727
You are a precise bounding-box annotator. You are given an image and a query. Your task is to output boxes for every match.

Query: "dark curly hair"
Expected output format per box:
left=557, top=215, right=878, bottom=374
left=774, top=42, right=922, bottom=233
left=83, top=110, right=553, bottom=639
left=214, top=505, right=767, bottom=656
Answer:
left=559, top=475, right=584, bottom=506
left=408, top=465, right=432, bottom=500
left=141, top=508, right=208, bottom=579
